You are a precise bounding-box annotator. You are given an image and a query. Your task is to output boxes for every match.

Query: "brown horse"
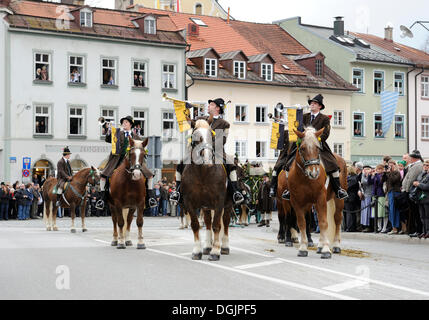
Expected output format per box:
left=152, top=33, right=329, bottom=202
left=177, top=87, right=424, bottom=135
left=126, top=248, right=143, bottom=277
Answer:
left=288, top=128, right=347, bottom=259
left=42, top=167, right=100, bottom=232
left=109, top=137, right=148, bottom=249
left=181, top=118, right=232, bottom=261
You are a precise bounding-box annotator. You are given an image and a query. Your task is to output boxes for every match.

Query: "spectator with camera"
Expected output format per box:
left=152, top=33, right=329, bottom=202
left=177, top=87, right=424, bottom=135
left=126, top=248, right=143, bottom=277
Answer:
left=412, top=159, right=429, bottom=239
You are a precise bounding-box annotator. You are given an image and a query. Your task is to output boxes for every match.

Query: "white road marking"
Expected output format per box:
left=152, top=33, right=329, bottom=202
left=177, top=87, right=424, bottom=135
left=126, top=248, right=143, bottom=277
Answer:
left=235, top=259, right=284, bottom=270
left=323, top=280, right=369, bottom=293
left=276, top=258, right=429, bottom=298
left=230, top=246, right=274, bottom=258
left=146, top=248, right=358, bottom=300
left=94, top=239, right=110, bottom=244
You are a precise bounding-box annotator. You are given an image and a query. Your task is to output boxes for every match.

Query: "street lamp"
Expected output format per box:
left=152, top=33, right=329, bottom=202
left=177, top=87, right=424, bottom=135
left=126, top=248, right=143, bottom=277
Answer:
left=400, top=21, right=429, bottom=38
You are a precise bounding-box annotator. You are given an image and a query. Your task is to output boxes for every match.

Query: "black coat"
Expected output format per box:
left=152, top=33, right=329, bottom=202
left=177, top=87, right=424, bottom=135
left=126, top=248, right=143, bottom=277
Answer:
left=257, top=180, right=273, bottom=213
left=345, top=175, right=360, bottom=205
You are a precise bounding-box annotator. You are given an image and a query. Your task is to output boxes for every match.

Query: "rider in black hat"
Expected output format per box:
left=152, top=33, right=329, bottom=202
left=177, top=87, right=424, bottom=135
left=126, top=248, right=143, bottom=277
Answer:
left=55, top=146, right=73, bottom=206
left=170, top=98, right=245, bottom=206
left=279, top=94, right=348, bottom=201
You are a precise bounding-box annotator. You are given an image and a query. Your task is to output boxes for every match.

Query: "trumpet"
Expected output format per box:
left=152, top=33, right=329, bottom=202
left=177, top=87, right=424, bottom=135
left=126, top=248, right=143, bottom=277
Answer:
left=98, top=117, right=115, bottom=127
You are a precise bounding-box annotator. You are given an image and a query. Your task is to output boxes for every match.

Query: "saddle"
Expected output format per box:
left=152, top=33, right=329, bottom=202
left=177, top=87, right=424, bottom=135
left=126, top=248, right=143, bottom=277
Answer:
left=54, top=181, right=69, bottom=194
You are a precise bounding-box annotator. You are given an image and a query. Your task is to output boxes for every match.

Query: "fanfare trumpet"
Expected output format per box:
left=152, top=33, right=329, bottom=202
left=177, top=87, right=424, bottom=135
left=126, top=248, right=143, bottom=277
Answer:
left=98, top=117, right=115, bottom=128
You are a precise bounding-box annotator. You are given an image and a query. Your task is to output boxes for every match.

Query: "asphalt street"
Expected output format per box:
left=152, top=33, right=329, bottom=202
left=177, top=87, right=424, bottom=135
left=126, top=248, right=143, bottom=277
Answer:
left=0, top=213, right=428, bottom=300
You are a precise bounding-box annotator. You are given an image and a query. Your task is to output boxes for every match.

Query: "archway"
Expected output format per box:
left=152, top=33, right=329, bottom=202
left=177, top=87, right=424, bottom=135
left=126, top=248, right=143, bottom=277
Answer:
left=32, top=159, right=55, bottom=184
left=70, top=158, right=88, bottom=174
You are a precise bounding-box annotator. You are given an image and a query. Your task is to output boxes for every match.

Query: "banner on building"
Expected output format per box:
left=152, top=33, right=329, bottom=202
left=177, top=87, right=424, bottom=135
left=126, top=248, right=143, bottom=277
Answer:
left=381, top=91, right=399, bottom=136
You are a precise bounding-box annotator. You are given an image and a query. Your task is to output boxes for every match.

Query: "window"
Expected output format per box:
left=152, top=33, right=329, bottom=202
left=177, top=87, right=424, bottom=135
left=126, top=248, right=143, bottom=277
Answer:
left=80, top=10, right=92, bottom=27
left=34, top=105, right=51, bottom=135
left=333, top=143, right=344, bottom=158
left=144, top=16, right=156, bottom=34
left=256, top=106, right=267, bottom=123
left=374, top=114, right=384, bottom=138
left=133, top=61, right=147, bottom=87
left=353, top=112, right=364, bottom=137
left=133, top=110, right=146, bottom=136
left=235, top=105, right=247, bottom=122
left=34, top=52, right=50, bottom=81
left=195, top=4, right=202, bottom=15
left=205, top=58, right=217, bottom=77
left=422, top=76, right=429, bottom=98
left=234, top=61, right=246, bottom=79
left=162, top=64, right=176, bottom=89
left=394, top=73, right=404, bottom=96
left=261, top=63, right=273, bottom=81
left=69, top=106, right=85, bottom=136
left=374, top=71, right=384, bottom=95
left=256, top=141, right=267, bottom=158
left=102, top=58, right=117, bottom=85
left=333, top=110, right=344, bottom=127
left=394, top=115, right=404, bottom=138
left=100, top=109, right=116, bottom=136
left=422, top=116, right=429, bottom=139
left=69, top=55, right=84, bottom=83
left=162, top=111, right=175, bottom=138
left=235, top=141, right=247, bottom=158
left=315, top=59, right=323, bottom=76
left=190, top=18, right=207, bottom=26
left=353, top=68, right=364, bottom=93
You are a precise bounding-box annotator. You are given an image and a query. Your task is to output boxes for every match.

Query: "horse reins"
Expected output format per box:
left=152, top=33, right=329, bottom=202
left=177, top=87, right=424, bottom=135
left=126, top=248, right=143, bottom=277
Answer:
left=296, top=144, right=322, bottom=178
left=125, top=147, right=145, bottom=174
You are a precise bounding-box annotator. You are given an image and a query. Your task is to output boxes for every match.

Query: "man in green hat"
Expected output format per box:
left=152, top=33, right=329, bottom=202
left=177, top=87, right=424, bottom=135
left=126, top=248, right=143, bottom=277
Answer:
left=55, top=146, right=73, bottom=206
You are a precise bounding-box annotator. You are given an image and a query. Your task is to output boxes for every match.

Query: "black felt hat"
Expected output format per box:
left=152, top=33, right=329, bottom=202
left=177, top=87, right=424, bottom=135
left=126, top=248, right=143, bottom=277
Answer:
left=120, top=115, right=135, bottom=128
left=63, top=146, right=72, bottom=156
left=410, top=150, right=423, bottom=161
left=308, top=94, right=325, bottom=110
left=208, top=98, right=226, bottom=114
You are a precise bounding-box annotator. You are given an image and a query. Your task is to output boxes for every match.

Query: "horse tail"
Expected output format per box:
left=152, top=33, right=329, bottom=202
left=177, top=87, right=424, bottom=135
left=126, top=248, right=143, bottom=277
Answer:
left=326, top=198, right=336, bottom=246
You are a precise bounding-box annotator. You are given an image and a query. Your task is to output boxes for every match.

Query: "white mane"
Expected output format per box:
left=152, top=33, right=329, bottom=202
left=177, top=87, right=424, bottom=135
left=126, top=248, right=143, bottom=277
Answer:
left=303, top=127, right=320, bottom=151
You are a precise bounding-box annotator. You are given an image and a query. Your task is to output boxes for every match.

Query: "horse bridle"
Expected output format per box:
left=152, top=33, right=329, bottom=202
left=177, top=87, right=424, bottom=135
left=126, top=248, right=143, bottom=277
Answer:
left=191, top=129, right=214, bottom=161
left=296, top=142, right=322, bottom=177
left=125, top=146, right=145, bottom=174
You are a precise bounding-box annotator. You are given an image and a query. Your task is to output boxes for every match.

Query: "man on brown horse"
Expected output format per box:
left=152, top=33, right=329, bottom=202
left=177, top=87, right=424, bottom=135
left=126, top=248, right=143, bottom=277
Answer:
left=280, top=94, right=348, bottom=201
left=55, top=146, right=73, bottom=206
left=99, top=115, right=157, bottom=209
left=170, top=98, right=245, bottom=206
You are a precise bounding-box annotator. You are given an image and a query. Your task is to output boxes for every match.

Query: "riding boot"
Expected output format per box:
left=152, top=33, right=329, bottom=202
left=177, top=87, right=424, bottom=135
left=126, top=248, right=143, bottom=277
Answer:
left=230, top=180, right=244, bottom=205
left=270, top=174, right=278, bottom=198
left=331, top=176, right=348, bottom=200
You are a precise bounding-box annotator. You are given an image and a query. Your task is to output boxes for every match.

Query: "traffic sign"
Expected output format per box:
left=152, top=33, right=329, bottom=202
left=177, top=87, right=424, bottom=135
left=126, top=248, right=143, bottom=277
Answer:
left=22, top=169, right=30, bottom=177
left=23, top=157, right=31, bottom=170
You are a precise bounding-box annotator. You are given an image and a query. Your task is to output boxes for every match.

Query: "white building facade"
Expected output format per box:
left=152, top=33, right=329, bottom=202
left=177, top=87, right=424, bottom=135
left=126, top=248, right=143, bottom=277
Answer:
left=0, top=1, right=186, bottom=183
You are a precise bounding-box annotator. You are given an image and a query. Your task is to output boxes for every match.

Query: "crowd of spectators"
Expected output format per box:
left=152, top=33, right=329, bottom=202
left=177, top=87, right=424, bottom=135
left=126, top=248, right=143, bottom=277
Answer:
left=343, top=150, right=429, bottom=238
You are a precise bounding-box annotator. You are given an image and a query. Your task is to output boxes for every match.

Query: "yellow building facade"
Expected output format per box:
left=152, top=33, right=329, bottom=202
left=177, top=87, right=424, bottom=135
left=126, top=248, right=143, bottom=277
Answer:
left=115, top=0, right=230, bottom=18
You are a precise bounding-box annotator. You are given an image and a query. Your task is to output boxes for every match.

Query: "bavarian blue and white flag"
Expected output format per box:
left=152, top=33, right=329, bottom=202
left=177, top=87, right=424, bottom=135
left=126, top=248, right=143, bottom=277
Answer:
left=380, top=91, right=399, bottom=136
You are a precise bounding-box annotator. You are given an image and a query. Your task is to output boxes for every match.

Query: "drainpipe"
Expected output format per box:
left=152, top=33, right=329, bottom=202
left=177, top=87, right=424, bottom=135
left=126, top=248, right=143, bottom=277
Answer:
left=184, top=43, right=193, bottom=100
left=415, top=68, right=424, bottom=151
left=406, top=67, right=416, bottom=153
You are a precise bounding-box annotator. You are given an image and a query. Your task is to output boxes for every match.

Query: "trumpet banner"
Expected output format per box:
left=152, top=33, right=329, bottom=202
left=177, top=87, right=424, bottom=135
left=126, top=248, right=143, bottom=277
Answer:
left=270, top=122, right=285, bottom=150
left=173, top=100, right=191, bottom=133
left=111, top=126, right=121, bottom=155
left=287, top=108, right=304, bottom=142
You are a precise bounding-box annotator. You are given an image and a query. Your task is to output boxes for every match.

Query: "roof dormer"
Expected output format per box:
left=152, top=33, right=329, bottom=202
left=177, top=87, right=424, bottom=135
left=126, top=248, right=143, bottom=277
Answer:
left=292, top=52, right=325, bottom=77
left=132, top=14, right=157, bottom=35
left=248, top=53, right=276, bottom=81
left=220, top=50, right=249, bottom=80
left=70, top=6, right=93, bottom=28
left=187, top=48, right=220, bottom=78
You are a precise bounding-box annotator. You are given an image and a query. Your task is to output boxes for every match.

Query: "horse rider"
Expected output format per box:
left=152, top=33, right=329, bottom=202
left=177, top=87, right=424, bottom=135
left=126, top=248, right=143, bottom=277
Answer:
left=269, top=130, right=290, bottom=198
left=281, top=94, right=348, bottom=201
left=99, top=115, right=157, bottom=209
left=170, top=98, right=245, bottom=206
left=55, top=146, right=73, bottom=206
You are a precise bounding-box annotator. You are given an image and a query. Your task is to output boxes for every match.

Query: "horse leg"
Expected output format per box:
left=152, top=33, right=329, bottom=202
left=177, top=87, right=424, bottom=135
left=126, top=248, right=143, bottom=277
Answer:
left=186, top=212, right=191, bottom=228
left=81, top=202, right=88, bottom=232
left=221, top=207, right=231, bottom=255
left=70, top=204, right=76, bottom=233
left=116, top=208, right=126, bottom=249
left=202, top=209, right=213, bottom=255
left=124, top=208, right=134, bottom=246
left=136, top=206, right=146, bottom=249
left=189, top=206, right=202, bottom=260
left=332, top=199, right=343, bottom=254
left=294, top=207, right=309, bottom=257
left=315, top=198, right=331, bottom=259
left=306, top=211, right=314, bottom=248
left=111, top=208, right=118, bottom=246
left=277, top=201, right=286, bottom=244
left=242, top=205, right=249, bottom=226
left=209, top=208, right=223, bottom=261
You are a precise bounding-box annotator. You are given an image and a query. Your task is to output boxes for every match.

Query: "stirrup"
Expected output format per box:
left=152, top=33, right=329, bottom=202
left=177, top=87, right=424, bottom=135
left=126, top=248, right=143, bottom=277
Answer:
left=337, top=189, right=348, bottom=200
left=148, top=198, right=158, bottom=209
left=169, top=192, right=180, bottom=205
left=95, top=200, right=104, bottom=210
left=281, top=190, right=290, bottom=201
left=233, top=192, right=244, bottom=205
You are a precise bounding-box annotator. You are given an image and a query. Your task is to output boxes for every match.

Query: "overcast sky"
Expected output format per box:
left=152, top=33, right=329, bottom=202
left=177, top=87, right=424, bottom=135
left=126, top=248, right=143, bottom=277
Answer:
left=89, top=0, right=429, bottom=51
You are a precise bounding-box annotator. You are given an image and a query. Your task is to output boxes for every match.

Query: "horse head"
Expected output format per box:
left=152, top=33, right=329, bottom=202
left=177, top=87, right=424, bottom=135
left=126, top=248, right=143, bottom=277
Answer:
left=127, top=137, right=149, bottom=181
left=293, top=127, right=324, bottom=180
left=87, top=166, right=101, bottom=186
left=191, top=119, right=213, bottom=165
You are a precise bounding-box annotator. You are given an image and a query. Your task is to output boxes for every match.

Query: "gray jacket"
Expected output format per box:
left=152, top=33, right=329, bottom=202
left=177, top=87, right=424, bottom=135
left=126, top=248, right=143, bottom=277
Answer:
left=360, top=173, right=373, bottom=198
left=402, top=161, right=423, bottom=192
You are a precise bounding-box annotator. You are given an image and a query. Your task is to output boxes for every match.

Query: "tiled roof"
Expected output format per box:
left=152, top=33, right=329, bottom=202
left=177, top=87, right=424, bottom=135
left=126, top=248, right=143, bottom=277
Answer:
left=248, top=53, right=274, bottom=63
left=187, top=48, right=216, bottom=59
left=135, top=7, right=356, bottom=91
left=352, top=32, right=429, bottom=67
left=292, top=52, right=323, bottom=60
left=219, top=50, right=247, bottom=60
left=4, top=0, right=186, bottom=46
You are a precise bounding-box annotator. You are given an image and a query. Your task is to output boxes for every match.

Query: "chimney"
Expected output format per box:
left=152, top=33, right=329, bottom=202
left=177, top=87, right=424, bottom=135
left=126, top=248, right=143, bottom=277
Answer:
left=384, top=26, right=393, bottom=42
left=333, top=16, right=344, bottom=36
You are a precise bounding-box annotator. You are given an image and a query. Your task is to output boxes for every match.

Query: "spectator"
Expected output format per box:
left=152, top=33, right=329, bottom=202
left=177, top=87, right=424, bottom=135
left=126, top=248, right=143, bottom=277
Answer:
left=257, top=174, right=273, bottom=227
left=31, top=183, right=41, bottom=219
left=15, top=184, right=29, bottom=220
left=107, top=76, right=114, bottom=85
left=402, top=150, right=424, bottom=237
left=137, top=74, right=144, bottom=87
left=89, top=187, right=99, bottom=217
left=41, top=65, right=49, bottom=81
left=413, top=159, right=429, bottom=239
left=151, top=184, right=160, bottom=217
left=0, top=184, right=10, bottom=220
left=368, top=164, right=388, bottom=233
left=397, top=160, right=406, bottom=179
left=160, top=185, right=169, bottom=216
left=354, top=162, right=364, bottom=231
left=169, top=186, right=178, bottom=217
left=8, top=187, right=17, bottom=219
left=133, top=74, right=139, bottom=87
left=71, top=68, right=80, bottom=83
left=359, top=165, right=373, bottom=232
left=35, top=68, right=42, bottom=80
left=24, top=184, right=34, bottom=219
left=386, top=160, right=402, bottom=234
left=343, top=166, right=360, bottom=232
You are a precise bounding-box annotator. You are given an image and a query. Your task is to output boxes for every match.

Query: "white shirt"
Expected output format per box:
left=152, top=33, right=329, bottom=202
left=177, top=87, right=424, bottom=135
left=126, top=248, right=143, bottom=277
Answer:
left=63, top=157, right=69, bottom=163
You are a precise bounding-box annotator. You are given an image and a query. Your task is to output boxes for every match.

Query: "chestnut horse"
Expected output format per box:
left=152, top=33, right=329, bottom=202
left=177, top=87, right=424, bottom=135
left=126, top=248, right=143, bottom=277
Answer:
left=42, top=167, right=100, bottom=232
left=109, top=137, right=148, bottom=249
left=181, top=118, right=233, bottom=261
left=288, top=128, right=347, bottom=259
